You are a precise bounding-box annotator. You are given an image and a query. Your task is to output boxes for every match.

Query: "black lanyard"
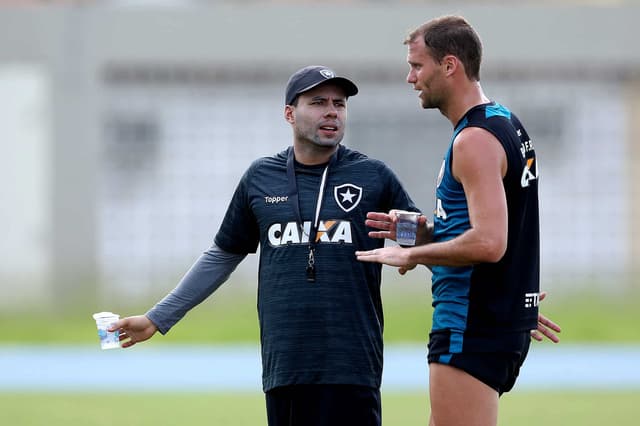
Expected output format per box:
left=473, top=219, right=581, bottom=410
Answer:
left=286, top=146, right=339, bottom=282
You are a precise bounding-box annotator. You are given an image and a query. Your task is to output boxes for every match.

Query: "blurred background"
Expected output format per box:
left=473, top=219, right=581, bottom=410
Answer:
left=1, top=0, right=638, bottom=312
left=1, top=1, right=639, bottom=424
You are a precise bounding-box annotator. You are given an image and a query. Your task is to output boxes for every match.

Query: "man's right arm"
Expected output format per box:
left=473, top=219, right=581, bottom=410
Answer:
left=145, top=243, right=247, bottom=334
left=111, top=243, right=246, bottom=348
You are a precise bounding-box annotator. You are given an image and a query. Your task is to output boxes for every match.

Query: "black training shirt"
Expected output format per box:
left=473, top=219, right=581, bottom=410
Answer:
left=215, top=145, right=417, bottom=391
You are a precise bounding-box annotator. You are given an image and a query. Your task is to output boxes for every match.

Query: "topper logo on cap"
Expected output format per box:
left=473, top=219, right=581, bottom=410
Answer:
left=320, top=69, right=335, bottom=79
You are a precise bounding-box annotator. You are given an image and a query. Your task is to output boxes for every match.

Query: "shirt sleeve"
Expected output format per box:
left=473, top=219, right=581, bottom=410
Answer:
left=145, top=243, right=246, bottom=334
left=381, top=162, right=420, bottom=213
left=214, top=164, right=260, bottom=254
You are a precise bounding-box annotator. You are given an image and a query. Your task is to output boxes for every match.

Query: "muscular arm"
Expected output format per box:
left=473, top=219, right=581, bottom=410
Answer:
left=357, top=127, right=507, bottom=269
left=410, top=127, right=507, bottom=266
left=145, top=243, right=246, bottom=333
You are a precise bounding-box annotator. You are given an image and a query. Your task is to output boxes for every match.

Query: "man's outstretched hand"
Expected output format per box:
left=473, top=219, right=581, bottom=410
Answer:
left=108, top=315, right=158, bottom=348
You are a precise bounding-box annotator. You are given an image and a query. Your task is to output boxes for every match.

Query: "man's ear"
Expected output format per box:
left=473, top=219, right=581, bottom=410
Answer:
left=443, top=55, right=458, bottom=76
left=284, top=105, right=295, bottom=124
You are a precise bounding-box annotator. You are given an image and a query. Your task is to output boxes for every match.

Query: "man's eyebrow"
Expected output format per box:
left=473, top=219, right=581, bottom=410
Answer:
left=310, top=95, right=346, bottom=101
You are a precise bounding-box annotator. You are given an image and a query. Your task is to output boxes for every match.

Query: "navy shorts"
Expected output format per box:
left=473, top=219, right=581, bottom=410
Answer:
left=265, top=384, right=381, bottom=426
left=427, top=330, right=531, bottom=395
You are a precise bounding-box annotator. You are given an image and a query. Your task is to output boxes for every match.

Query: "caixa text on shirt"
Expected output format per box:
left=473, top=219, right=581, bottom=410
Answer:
left=267, top=220, right=352, bottom=246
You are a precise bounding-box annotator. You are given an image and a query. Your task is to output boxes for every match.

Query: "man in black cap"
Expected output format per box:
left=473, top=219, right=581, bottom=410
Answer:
left=110, top=65, right=420, bottom=426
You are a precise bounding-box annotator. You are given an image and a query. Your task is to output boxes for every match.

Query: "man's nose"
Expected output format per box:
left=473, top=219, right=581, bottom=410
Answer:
left=324, top=104, right=338, bottom=116
left=406, top=70, right=416, bottom=84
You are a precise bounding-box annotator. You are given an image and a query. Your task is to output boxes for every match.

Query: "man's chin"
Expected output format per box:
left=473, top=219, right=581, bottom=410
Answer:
left=421, top=100, right=437, bottom=110
left=313, top=139, right=342, bottom=149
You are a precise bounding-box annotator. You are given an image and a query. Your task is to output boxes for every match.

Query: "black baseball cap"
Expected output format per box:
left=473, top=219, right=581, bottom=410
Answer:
left=285, top=65, right=358, bottom=105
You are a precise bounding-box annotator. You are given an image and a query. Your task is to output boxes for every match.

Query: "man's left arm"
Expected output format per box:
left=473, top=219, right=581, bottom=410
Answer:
left=357, top=127, right=507, bottom=268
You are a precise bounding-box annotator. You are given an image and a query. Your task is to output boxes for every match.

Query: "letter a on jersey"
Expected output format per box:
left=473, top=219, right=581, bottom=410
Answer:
left=334, top=183, right=363, bottom=213
left=521, top=158, right=538, bottom=188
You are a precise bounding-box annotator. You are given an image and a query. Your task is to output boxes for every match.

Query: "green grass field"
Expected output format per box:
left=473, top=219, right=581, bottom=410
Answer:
left=1, top=391, right=638, bottom=425
left=2, top=285, right=639, bottom=425
left=2, top=284, right=639, bottom=344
